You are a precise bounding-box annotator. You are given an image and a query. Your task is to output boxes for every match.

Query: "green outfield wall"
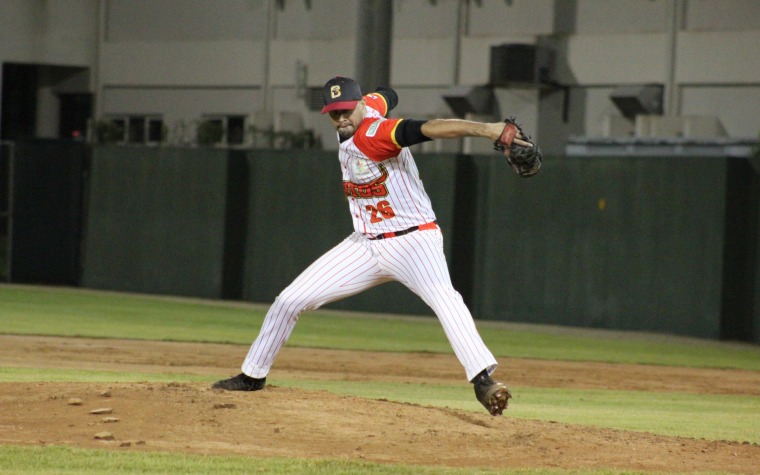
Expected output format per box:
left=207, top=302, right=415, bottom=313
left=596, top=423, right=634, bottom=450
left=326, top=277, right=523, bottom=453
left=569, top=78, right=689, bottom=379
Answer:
left=81, top=146, right=230, bottom=299
left=10, top=143, right=755, bottom=342
left=470, top=155, right=729, bottom=338
left=7, top=140, right=85, bottom=285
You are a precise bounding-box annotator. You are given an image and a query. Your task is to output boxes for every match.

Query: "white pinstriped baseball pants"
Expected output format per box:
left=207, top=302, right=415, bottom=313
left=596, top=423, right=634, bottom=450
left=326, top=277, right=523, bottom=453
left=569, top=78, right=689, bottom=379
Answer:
left=241, top=228, right=498, bottom=382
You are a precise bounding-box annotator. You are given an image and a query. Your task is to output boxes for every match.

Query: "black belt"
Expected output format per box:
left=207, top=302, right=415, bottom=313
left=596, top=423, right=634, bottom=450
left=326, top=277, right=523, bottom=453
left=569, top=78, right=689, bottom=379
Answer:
left=368, top=221, right=438, bottom=240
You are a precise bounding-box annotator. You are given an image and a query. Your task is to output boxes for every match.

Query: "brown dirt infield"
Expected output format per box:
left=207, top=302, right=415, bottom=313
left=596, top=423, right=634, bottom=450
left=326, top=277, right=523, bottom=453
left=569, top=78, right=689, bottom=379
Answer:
left=1, top=334, right=758, bottom=473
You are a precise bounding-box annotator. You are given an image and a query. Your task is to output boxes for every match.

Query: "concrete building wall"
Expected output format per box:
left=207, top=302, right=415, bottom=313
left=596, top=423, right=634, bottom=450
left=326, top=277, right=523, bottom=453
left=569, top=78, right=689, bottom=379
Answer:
left=2, top=0, right=759, bottom=149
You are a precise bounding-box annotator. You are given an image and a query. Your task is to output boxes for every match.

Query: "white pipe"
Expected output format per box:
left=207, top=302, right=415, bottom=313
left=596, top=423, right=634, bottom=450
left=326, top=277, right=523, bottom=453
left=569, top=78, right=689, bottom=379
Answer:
left=453, top=0, right=468, bottom=85
left=665, top=0, right=683, bottom=116
left=94, top=0, right=106, bottom=119
left=262, top=0, right=276, bottom=113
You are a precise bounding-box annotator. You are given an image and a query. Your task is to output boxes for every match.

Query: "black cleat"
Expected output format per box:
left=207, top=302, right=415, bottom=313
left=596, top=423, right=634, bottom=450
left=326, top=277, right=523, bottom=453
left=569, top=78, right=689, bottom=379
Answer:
left=472, top=370, right=512, bottom=416
left=212, top=373, right=266, bottom=391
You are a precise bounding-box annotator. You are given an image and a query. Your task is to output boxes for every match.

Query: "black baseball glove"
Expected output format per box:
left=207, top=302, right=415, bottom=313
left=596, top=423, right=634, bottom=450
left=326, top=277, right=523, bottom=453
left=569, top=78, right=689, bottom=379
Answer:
left=493, top=118, right=542, bottom=178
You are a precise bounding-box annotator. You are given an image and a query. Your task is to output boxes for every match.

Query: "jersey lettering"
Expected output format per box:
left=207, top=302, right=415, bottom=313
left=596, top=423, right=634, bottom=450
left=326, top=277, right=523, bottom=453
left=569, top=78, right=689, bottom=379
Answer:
left=342, top=163, right=389, bottom=199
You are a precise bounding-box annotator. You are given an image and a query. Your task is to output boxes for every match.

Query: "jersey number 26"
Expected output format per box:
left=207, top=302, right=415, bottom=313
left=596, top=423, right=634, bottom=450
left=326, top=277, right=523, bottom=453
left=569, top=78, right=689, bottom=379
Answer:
left=366, top=200, right=396, bottom=223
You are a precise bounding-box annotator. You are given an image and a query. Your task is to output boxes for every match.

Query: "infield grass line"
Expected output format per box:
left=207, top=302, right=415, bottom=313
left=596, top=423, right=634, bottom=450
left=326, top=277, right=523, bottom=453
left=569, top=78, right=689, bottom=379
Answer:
left=2, top=285, right=759, bottom=370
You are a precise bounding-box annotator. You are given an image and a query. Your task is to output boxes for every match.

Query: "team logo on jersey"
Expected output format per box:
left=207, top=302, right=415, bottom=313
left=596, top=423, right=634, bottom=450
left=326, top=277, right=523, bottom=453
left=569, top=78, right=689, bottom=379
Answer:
left=331, top=85, right=342, bottom=98
left=343, top=163, right=389, bottom=199
left=353, top=158, right=370, bottom=176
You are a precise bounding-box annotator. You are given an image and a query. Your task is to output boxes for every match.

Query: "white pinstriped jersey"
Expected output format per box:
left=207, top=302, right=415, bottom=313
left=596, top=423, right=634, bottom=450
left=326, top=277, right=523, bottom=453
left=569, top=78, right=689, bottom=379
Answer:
left=338, top=94, right=437, bottom=237
left=240, top=90, right=499, bottom=384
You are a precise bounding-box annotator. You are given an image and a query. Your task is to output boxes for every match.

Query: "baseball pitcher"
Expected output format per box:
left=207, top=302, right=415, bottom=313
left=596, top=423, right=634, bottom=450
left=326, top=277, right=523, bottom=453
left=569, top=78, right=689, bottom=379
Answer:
left=213, top=76, right=542, bottom=415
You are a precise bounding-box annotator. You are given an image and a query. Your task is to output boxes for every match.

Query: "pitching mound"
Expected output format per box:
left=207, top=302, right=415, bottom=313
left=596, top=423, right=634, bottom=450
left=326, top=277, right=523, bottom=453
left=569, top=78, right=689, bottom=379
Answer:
left=0, top=335, right=758, bottom=472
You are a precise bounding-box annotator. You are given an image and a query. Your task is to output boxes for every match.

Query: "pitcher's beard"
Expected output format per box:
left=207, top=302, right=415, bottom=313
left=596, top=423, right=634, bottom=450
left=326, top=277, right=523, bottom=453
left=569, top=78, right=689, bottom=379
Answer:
left=337, top=126, right=355, bottom=140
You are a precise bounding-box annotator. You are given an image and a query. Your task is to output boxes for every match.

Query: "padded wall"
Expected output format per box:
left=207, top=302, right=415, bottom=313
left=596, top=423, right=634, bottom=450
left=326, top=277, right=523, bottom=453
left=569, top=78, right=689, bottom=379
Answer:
left=471, top=155, right=728, bottom=339
left=74, top=145, right=759, bottom=342
left=10, top=139, right=85, bottom=285
left=82, top=146, right=229, bottom=298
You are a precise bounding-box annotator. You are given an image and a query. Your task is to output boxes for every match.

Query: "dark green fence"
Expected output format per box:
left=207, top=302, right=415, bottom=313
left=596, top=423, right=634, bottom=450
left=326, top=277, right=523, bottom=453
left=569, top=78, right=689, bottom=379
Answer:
left=6, top=139, right=85, bottom=285
left=471, top=154, right=729, bottom=338
left=8, top=142, right=757, bottom=342
left=81, top=146, right=230, bottom=298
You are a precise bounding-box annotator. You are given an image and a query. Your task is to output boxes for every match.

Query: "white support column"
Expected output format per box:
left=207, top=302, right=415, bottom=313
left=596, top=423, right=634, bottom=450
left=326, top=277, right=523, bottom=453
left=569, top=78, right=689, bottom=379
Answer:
left=354, top=0, right=392, bottom=92
left=665, top=0, right=685, bottom=116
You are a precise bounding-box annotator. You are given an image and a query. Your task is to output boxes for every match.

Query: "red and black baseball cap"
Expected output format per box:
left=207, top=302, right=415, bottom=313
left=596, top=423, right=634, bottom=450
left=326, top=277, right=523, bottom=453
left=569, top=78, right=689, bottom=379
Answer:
left=321, top=76, right=363, bottom=114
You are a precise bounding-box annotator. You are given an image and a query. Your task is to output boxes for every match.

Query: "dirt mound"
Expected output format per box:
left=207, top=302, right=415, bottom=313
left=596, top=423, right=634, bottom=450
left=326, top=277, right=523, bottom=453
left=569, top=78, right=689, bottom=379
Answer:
left=0, top=335, right=758, bottom=472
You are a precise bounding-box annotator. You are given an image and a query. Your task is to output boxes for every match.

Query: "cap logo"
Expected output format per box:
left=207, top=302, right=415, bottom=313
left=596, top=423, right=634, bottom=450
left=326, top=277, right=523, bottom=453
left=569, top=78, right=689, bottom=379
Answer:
left=330, top=85, right=342, bottom=99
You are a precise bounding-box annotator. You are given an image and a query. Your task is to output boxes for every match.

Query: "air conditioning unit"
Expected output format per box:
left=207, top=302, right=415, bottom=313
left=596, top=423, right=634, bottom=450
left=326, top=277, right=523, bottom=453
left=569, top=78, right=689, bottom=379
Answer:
left=610, top=85, right=663, bottom=119
left=489, top=43, right=554, bottom=87
left=442, top=85, right=496, bottom=118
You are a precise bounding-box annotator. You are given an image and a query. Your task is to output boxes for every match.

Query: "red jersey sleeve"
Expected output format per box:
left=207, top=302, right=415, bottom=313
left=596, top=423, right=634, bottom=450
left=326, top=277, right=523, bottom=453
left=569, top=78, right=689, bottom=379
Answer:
left=363, top=93, right=390, bottom=117
left=353, top=118, right=404, bottom=162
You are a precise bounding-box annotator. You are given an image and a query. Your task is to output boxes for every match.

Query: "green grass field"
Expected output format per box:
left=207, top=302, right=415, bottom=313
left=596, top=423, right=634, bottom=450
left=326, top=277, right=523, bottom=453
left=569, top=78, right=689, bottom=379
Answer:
left=2, top=285, right=758, bottom=369
left=0, top=445, right=597, bottom=475
left=1, top=284, right=759, bottom=474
